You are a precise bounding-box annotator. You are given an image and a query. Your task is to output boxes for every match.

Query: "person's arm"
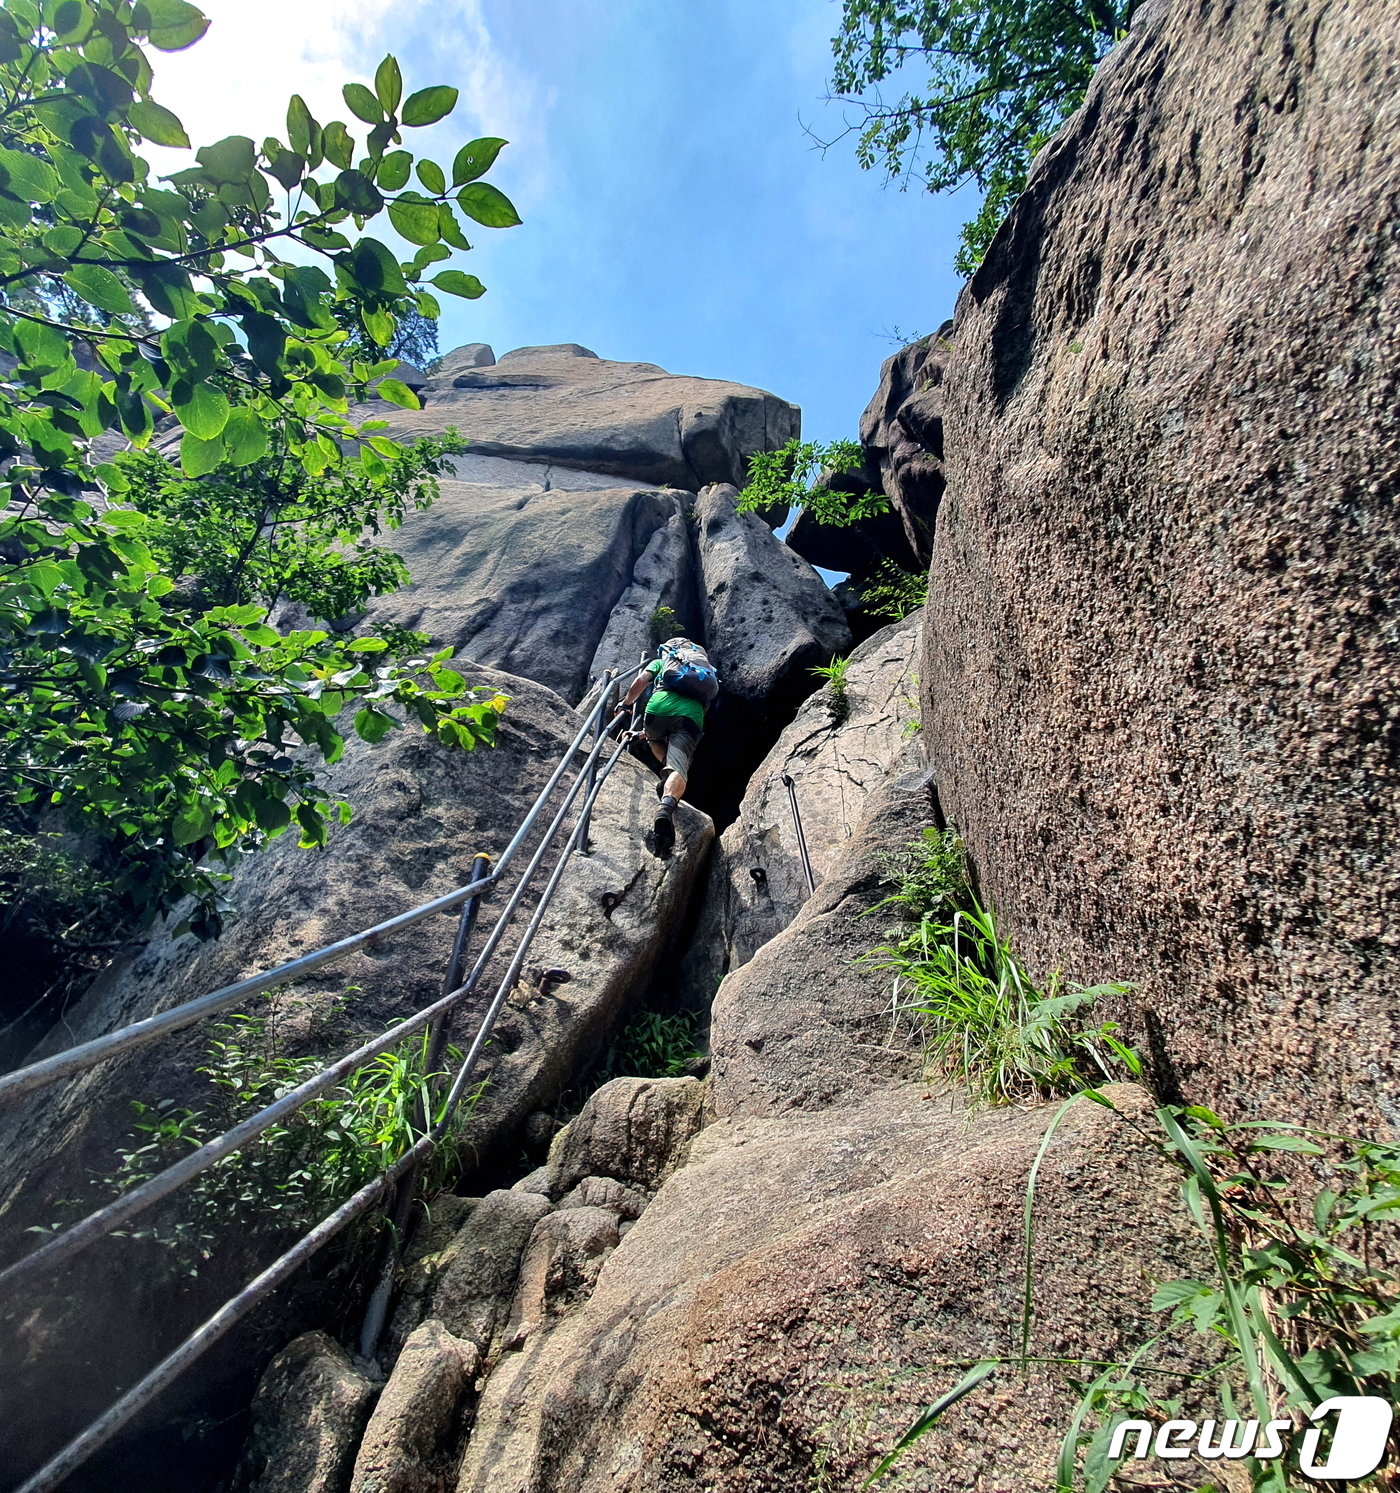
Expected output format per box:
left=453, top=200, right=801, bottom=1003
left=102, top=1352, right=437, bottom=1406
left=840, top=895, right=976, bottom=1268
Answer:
left=614, top=668, right=651, bottom=716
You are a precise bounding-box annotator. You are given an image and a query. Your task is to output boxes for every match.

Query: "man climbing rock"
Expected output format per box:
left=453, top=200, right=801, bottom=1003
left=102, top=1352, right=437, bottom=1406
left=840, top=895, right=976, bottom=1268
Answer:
left=613, top=637, right=719, bottom=856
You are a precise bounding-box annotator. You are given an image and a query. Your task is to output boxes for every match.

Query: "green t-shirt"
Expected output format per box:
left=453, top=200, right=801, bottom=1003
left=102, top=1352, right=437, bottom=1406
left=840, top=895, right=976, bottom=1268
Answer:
left=644, top=658, right=706, bottom=729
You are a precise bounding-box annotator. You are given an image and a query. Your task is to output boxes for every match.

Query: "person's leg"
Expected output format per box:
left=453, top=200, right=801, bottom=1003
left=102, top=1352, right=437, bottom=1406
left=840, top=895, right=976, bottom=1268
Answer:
left=652, top=724, right=699, bottom=855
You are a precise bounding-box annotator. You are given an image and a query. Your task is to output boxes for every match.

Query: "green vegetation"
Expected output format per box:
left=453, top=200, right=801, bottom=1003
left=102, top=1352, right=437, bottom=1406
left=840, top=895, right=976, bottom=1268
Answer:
left=0, top=0, right=521, bottom=940
left=860, top=559, right=928, bottom=621
left=598, top=1008, right=706, bottom=1082
left=810, top=653, right=852, bottom=722
left=736, top=437, right=888, bottom=527
left=862, top=837, right=1400, bottom=1488
left=830, top=0, right=1139, bottom=273
left=865, top=830, right=1134, bottom=1106
left=649, top=605, right=680, bottom=645
left=77, top=1006, right=484, bottom=1273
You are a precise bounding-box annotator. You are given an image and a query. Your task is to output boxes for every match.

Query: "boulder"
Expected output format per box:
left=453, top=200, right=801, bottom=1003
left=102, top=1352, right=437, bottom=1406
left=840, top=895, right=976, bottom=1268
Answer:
left=423, top=344, right=494, bottom=389
left=924, top=0, right=1400, bottom=1131
left=858, top=323, right=952, bottom=565
left=349, top=1320, right=479, bottom=1493
left=679, top=610, right=923, bottom=1009
left=546, top=1077, right=707, bottom=1196
left=501, top=1207, right=622, bottom=1347
left=555, top=1176, right=649, bottom=1221
left=690, top=483, right=852, bottom=822
left=236, top=1332, right=376, bottom=1493
left=426, top=1189, right=553, bottom=1355
left=364, top=468, right=678, bottom=703
left=361, top=347, right=799, bottom=492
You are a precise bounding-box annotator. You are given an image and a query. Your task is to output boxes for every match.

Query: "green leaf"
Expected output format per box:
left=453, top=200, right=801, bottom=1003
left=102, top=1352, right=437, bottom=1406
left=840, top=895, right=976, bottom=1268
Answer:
left=180, top=428, right=226, bottom=476
left=0, top=146, right=59, bottom=203
left=343, top=83, right=383, bottom=125
left=342, top=237, right=406, bottom=296
left=172, top=801, right=213, bottom=845
left=262, top=141, right=305, bottom=192
left=171, top=381, right=229, bottom=440
left=62, top=265, right=137, bottom=316
left=134, top=0, right=210, bottom=50
left=451, top=136, right=507, bottom=185
left=222, top=406, right=269, bottom=466
left=387, top=195, right=440, bottom=246
left=377, top=150, right=412, bottom=191
left=322, top=121, right=353, bottom=171
left=354, top=706, right=395, bottom=743
left=334, top=169, right=383, bottom=216
left=400, top=86, right=458, bottom=128
left=1246, top=1134, right=1326, bottom=1156
left=196, top=135, right=257, bottom=185
left=430, top=269, right=486, bottom=300
left=375, top=55, right=403, bottom=115
left=345, top=637, right=389, bottom=652
left=286, top=94, right=316, bottom=155
left=128, top=99, right=191, bottom=148
left=416, top=159, right=446, bottom=196
left=375, top=378, right=420, bottom=410
left=457, top=181, right=521, bottom=228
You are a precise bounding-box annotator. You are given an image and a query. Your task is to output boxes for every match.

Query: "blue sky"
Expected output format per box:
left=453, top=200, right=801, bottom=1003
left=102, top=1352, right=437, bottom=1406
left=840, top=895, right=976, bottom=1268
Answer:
left=153, top=0, right=968, bottom=444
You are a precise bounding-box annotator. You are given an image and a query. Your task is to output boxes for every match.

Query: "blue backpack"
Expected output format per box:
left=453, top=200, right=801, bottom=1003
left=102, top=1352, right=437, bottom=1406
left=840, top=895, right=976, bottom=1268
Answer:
left=657, top=639, right=720, bottom=705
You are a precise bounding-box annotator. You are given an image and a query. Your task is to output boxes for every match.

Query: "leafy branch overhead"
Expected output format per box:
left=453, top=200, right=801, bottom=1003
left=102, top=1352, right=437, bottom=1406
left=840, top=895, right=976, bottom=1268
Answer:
left=829, top=0, right=1138, bottom=274
left=0, top=0, right=521, bottom=937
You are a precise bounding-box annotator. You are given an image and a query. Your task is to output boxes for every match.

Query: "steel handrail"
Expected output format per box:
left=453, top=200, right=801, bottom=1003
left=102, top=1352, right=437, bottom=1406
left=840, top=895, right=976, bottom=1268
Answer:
left=8, top=690, right=638, bottom=1493
left=0, top=662, right=650, bottom=1110
left=0, top=714, right=622, bottom=1297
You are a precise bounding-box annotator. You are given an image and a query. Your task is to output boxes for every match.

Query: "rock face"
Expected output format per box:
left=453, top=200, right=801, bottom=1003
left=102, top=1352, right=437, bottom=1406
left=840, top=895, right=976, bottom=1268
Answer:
left=922, top=0, right=1400, bottom=1131
left=680, top=610, right=922, bottom=1008
left=366, top=460, right=680, bottom=702
left=373, top=347, right=799, bottom=492
left=690, top=482, right=853, bottom=821
left=858, top=322, right=952, bottom=565
left=420, top=777, right=1206, bottom=1492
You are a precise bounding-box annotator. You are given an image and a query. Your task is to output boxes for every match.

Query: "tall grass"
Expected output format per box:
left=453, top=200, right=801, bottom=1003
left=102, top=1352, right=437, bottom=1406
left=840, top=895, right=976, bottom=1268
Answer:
left=864, top=831, right=1134, bottom=1107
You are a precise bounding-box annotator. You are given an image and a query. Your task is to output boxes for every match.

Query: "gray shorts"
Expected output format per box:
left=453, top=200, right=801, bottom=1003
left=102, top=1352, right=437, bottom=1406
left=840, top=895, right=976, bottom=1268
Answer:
left=643, top=714, right=701, bottom=778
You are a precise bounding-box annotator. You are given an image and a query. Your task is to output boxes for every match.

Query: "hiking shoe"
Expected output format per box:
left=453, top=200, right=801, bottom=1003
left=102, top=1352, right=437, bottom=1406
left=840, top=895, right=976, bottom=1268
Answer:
left=652, top=811, right=675, bottom=857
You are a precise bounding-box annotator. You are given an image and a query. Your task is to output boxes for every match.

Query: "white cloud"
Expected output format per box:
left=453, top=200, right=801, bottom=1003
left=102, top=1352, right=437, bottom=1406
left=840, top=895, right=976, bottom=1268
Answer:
left=143, top=0, right=556, bottom=204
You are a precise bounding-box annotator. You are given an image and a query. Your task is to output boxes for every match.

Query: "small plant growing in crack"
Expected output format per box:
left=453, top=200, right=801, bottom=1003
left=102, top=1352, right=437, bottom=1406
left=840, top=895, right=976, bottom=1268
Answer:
left=811, top=655, right=852, bottom=723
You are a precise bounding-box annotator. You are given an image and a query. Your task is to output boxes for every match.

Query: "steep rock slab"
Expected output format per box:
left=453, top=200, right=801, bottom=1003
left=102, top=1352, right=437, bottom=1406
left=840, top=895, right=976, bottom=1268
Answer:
left=925, top=0, right=1400, bottom=1130
left=0, top=669, right=711, bottom=1486
left=449, top=1086, right=1200, bottom=1493
left=691, top=483, right=852, bottom=823
left=366, top=346, right=799, bottom=492
left=365, top=465, right=677, bottom=703
left=679, top=610, right=922, bottom=1009
left=585, top=510, right=701, bottom=686
left=858, top=322, right=952, bottom=565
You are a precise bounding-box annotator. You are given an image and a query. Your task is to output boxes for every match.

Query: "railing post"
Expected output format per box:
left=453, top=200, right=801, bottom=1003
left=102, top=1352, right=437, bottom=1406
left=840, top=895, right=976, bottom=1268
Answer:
left=357, top=849, right=492, bottom=1360
left=781, top=772, right=816, bottom=896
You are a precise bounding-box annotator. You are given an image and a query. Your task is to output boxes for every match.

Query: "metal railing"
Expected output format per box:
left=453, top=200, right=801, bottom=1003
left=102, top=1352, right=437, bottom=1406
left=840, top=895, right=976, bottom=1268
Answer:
left=1, top=662, right=646, bottom=1493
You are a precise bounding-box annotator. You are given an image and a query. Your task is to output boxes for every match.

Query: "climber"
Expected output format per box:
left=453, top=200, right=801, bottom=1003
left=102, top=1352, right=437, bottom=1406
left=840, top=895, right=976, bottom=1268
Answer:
left=612, top=637, right=720, bottom=856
